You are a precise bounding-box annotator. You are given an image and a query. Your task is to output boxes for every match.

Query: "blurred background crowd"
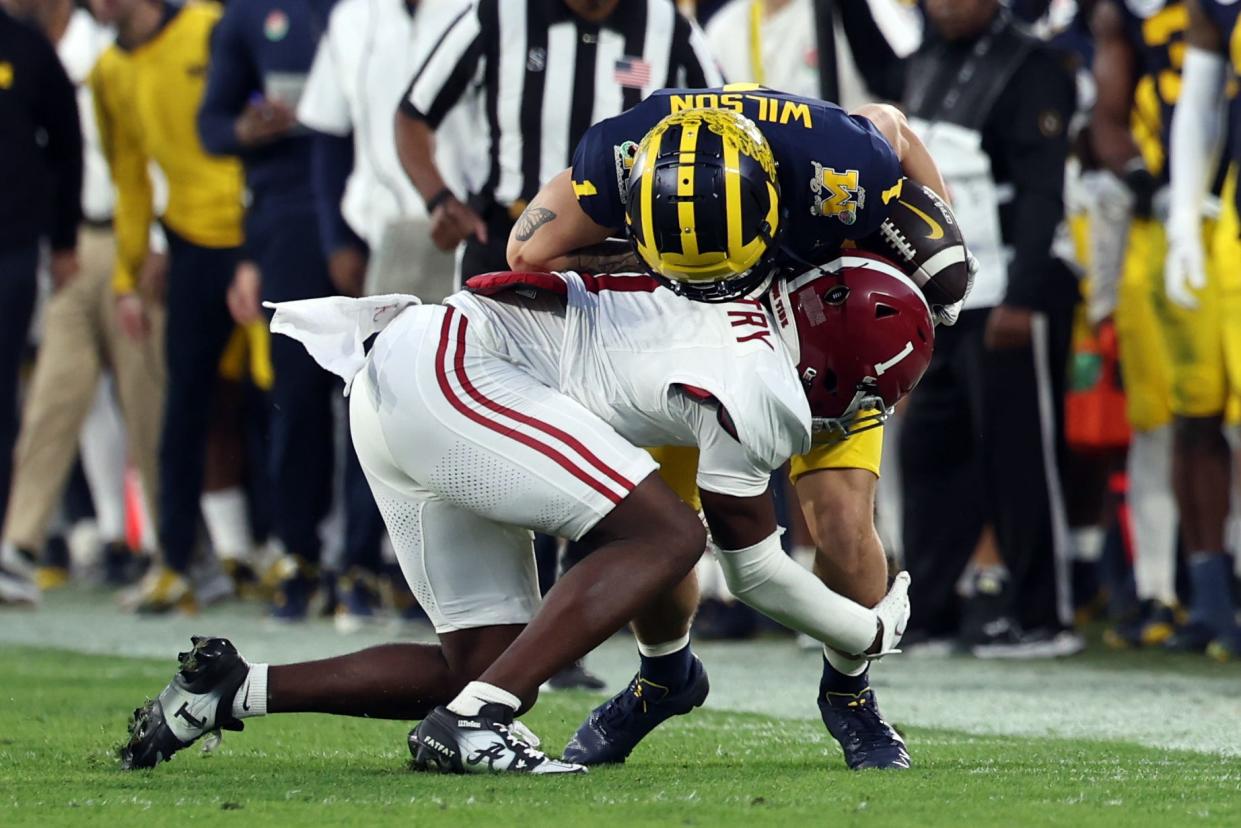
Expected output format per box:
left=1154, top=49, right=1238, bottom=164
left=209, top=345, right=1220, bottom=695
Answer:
left=1, top=0, right=1238, bottom=681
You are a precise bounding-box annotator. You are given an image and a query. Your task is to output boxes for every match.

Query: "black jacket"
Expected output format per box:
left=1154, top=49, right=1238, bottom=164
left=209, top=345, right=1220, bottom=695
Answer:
left=0, top=9, right=81, bottom=252
left=904, top=12, right=1077, bottom=311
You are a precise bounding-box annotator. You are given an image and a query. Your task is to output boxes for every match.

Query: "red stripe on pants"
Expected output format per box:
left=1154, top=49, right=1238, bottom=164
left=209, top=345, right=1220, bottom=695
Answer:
left=434, top=308, right=627, bottom=505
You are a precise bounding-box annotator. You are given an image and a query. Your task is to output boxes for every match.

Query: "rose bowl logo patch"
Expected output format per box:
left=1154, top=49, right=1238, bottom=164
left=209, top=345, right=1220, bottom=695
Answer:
left=264, top=10, right=290, bottom=41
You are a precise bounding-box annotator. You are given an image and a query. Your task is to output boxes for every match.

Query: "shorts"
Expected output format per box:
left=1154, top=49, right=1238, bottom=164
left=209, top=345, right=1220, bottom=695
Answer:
left=1163, top=167, right=1241, bottom=419
left=647, top=445, right=703, bottom=511
left=1114, top=218, right=1173, bottom=431
left=788, top=422, right=883, bottom=482
left=649, top=422, right=883, bottom=512
left=349, top=304, right=657, bottom=633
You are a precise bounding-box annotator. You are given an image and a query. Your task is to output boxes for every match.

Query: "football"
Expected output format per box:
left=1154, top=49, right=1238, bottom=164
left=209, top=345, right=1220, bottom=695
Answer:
left=856, top=178, right=973, bottom=310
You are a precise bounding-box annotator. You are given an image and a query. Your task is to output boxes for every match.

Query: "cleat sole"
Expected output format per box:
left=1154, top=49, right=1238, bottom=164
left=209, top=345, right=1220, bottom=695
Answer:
left=118, top=636, right=247, bottom=770
left=119, top=698, right=184, bottom=770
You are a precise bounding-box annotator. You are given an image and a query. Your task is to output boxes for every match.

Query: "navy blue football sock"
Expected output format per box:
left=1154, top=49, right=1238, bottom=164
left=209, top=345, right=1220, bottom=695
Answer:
left=1188, top=552, right=1239, bottom=636
left=820, top=656, right=869, bottom=697
left=639, top=644, right=693, bottom=689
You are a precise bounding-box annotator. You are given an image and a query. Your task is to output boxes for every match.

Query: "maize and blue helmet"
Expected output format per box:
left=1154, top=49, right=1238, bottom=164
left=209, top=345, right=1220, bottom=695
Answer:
left=624, top=108, right=782, bottom=303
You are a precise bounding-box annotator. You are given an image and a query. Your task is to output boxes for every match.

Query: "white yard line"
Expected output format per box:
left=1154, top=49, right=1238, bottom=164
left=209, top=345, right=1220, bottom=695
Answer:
left=3, top=589, right=1239, bottom=756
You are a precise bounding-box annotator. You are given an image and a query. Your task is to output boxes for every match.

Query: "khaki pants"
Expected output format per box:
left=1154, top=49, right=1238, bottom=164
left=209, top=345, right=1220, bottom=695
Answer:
left=2, top=227, right=166, bottom=551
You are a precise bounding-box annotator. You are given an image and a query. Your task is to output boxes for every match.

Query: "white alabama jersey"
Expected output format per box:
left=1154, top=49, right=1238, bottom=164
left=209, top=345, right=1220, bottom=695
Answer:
left=270, top=275, right=813, bottom=631
left=447, top=271, right=813, bottom=495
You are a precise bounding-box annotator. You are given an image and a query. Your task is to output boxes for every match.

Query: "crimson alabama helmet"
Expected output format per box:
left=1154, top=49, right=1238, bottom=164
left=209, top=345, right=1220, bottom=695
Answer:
left=769, top=252, right=934, bottom=443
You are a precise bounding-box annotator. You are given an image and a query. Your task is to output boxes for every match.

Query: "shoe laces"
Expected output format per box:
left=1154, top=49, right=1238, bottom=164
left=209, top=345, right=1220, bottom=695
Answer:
left=509, top=720, right=541, bottom=749
left=828, top=691, right=893, bottom=748
left=600, top=675, right=661, bottom=726
left=495, top=722, right=547, bottom=761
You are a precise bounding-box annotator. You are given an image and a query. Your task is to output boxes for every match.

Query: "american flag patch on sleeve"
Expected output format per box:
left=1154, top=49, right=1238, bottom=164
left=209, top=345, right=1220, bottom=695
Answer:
left=613, top=56, right=651, bottom=89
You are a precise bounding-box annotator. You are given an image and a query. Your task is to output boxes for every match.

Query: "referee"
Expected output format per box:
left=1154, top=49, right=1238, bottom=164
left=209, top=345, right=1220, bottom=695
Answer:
left=395, top=0, right=721, bottom=278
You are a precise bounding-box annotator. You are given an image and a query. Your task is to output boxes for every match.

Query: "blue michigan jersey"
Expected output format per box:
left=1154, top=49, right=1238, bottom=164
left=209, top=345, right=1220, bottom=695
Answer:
left=1201, top=0, right=1241, bottom=214
left=1115, top=0, right=1190, bottom=167
left=570, top=86, right=903, bottom=270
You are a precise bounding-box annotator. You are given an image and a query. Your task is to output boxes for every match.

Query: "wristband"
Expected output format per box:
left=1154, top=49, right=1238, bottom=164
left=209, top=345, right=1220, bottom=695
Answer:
left=424, top=187, right=454, bottom=213
left=1122, top=160, right=1157, bottom=220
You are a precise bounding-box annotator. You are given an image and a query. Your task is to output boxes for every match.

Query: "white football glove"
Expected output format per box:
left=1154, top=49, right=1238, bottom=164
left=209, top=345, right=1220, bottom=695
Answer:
left=1165, top=213, right=1207, bottom=309
left=931, top=252, right=977, bottom=327
left=865, top=571, right=911, bottom=660
left=1083, top=171, right=1132, bottom=324
left=933, top=300, right=964, bottom=327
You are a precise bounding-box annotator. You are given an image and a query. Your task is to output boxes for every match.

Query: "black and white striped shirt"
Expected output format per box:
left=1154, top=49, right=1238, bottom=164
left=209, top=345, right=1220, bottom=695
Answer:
left=401, top=0, right=721, bottom=212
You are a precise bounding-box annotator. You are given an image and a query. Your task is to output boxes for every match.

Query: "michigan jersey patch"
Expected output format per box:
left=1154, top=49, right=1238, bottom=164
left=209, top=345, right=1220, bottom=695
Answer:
left=264, top=10, right=289, bottom=41
left=614, top=140, right=639, bottom=205
left=810, top=163, right=865, bottom=225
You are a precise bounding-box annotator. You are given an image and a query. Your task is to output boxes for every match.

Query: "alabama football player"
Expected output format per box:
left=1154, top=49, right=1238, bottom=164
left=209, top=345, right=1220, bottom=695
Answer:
left=507, top=90, right=965, bottom=770
left=119, top=254, right=930, bottom=775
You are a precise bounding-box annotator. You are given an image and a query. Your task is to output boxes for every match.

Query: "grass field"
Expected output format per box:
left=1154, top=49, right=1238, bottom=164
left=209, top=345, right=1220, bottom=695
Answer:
left=3, top=590, right=1241, bottom=826
left=3, top=645, right=1241, bottom=828
left=7, top=645, right=1241, bottom=824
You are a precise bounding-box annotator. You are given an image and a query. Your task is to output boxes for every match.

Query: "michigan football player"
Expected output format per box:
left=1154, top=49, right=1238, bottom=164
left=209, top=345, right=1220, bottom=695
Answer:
left=1158, top=0, right=1241, bottom=660
left=507, top=86, right=953, bottom=770
left=1089, top=0, right=1197, bottom=648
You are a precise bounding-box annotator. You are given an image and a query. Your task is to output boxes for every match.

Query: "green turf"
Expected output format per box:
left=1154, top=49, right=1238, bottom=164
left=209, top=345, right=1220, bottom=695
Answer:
left=1, top=645, right=1238, bottom=827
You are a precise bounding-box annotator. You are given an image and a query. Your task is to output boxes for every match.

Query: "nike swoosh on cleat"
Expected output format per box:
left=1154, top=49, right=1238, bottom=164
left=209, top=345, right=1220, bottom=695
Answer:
left=241, top=680, right=251, bottom=712
left=899, top=199, right=944, bottom=240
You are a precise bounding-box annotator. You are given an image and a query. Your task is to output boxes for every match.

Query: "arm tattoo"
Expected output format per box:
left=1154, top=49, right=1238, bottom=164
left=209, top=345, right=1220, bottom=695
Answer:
left=513, top=206, right=557, bottom=241
left=568, top=239, right=645, bottom=274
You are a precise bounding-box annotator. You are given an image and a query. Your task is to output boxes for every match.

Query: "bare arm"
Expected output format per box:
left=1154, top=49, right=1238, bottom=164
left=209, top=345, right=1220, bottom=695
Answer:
left=1086, top=0, right=1141, bottom=321
left=506, top=169, right=634, bottom=271
left=699, top=490, right=778, bottom=550
left=1187, top=0, right=1225, bottom=51
left=395, top=110, right=485, bottom=249
left=395, top=112, right=449, bottom=203
left=853, top=102, right=950, bottom=203
left=1089, top=0, right=1143, bottom=175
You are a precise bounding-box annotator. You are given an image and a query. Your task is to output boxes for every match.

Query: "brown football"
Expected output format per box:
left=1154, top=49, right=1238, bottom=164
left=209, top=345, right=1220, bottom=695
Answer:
left=856, top=178, right=973, bottom=310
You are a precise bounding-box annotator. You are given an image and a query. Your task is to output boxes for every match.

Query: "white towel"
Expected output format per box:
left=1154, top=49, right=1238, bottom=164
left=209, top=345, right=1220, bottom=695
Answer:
left=264, top=294, right=420, bottom=394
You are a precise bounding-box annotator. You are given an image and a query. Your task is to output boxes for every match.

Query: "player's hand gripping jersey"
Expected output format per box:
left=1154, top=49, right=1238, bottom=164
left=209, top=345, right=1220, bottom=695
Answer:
left=570, top=86, right=904, bottom=269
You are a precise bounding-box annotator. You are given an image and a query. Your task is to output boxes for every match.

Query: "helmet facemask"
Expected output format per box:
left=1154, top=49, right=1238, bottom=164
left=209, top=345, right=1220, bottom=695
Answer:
left=769, top=254, right=934, bottom=445
left=807, top=379, right=890, bottom=445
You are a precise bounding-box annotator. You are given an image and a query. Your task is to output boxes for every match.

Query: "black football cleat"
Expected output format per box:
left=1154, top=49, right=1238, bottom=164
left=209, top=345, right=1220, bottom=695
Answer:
left=562, top=655, right=709, bottom=765
left=1206, top=630, right=1241, bottom=663
left=544, top=659, right=606, bottom=691
left=1164, top=620, right=1216, bottom=653
left=1138, top=602, right=1181, bottom=647
left=819, top=686, right=911, bottom=770
left=270, top=571, right=316, bottom=623
left=1104, top=600, right=1181, bottom=650
left=409, top=704, right=585, bottom=774
left=119, top=636, right=250, bottom=770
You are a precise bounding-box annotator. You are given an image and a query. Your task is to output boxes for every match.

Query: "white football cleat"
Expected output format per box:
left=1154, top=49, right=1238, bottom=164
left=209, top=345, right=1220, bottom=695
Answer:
left=0, top=542, right=40, bottom=606
left=410, top=704, right=586, bottom=775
